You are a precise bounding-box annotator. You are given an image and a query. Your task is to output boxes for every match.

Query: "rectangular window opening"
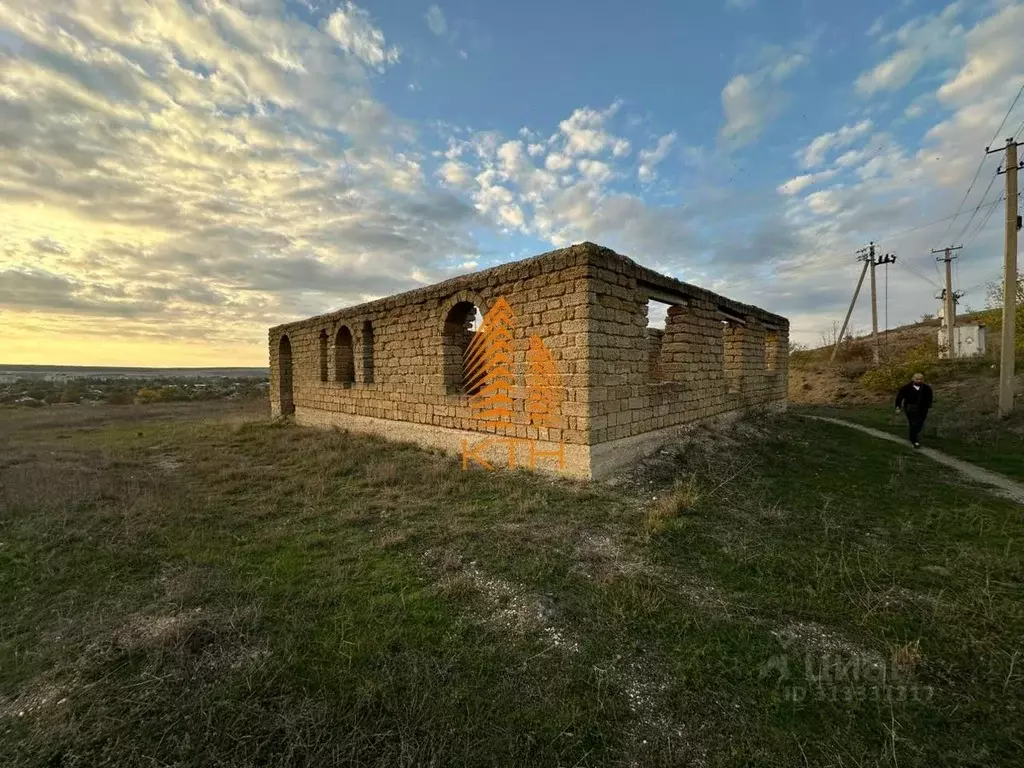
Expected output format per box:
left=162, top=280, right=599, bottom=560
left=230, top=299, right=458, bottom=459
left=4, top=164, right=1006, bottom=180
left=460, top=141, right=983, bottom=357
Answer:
left=646, top=299, right=675, bottom=383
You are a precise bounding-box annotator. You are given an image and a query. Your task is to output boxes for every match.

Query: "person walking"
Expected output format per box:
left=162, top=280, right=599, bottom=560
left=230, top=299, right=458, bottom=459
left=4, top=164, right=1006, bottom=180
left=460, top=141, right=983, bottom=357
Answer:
left=895, top=372, right=933, bottom=448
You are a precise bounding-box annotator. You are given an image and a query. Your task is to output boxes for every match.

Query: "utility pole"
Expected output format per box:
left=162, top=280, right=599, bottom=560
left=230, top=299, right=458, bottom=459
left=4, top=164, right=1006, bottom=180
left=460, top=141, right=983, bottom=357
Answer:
left=831, top=247, right=871, bottom=364
left=986, top=138, right=1022, bottom=417
left=932, top=245, right=963, bottom=359
left=868, top=247, right=897, bottom=366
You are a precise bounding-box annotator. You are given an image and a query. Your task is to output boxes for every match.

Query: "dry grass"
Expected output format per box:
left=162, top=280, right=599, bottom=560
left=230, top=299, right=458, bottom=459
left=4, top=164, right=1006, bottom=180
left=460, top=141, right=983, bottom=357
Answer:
left=644, top=475, right=702, bottom=535
left=1, top=400, right=1023, bottom=767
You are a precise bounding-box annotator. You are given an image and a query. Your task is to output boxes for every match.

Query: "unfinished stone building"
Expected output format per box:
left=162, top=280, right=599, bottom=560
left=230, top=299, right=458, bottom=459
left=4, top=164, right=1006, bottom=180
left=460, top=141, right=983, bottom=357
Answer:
left=268, top=242, right=788, bottom=480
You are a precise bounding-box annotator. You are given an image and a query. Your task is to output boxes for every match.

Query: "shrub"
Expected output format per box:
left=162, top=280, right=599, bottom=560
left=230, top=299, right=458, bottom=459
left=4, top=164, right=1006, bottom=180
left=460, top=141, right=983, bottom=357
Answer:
left=860, top=366, right=912, bottom=394
left=839, top=360, right=869, bottom=380
left=976, top=307, right=1024, bottom=358
left=836, top=339, right=872, bottom=364
left=859, top=340, right=941, bottom=394
left=108, top=390, right=134, bottom=405
left=135, top=387, right=163, bottom=404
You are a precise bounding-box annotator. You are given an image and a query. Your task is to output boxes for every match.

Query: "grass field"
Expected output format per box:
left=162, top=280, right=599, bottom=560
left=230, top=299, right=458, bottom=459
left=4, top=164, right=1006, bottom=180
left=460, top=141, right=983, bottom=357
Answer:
left=2, top=402, right=1023, bottom=766
left=799, top=400, right=1024, bottom=482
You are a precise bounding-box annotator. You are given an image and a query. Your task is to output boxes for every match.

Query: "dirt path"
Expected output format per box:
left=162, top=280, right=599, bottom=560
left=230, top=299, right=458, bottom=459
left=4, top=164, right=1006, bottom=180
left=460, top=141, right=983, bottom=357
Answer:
left=803, top=415, right=1024, bottom=506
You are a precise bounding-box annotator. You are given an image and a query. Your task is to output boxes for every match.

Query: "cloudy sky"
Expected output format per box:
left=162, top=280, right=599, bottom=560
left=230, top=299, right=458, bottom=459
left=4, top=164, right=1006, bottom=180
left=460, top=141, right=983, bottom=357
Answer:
left=1, top=0, right=1022, bottom=366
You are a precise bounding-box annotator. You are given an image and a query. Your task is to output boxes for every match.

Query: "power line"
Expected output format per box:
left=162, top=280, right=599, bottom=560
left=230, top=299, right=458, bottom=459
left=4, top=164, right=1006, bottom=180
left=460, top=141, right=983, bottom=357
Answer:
left=936, top=83, right=1024, bottom=246
left=965, top=194, right=1004, bottom=246
left=725, top=208, right=968, bottom=292
left=938, top=158, right=992, bottom=246
left=991, top=84, right=1024, bottom=145
left=875, top=208, right=969, bottom=244
left=965, top=190, right=1023, bottom=246
left=895, top=257, right=942, bottom=290
left=954, top=171, right=999, bottom=243
left=724, top=206, right=986, bottom=294
left=961, top=277, right=993, bottom=296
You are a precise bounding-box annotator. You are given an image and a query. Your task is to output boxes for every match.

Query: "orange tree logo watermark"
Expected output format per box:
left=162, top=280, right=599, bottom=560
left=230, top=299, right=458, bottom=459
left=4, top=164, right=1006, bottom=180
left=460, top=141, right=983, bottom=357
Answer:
left=461, top=297, right=566, bottom=472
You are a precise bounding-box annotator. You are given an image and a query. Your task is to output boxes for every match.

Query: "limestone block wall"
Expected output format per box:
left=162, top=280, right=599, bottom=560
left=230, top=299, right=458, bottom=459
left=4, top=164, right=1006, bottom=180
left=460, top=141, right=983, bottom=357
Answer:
left=269, top=245, right=597, bottom=448
left=268, top=242, right=789, bottom=478
left=579, top=246, right=788, bottom=449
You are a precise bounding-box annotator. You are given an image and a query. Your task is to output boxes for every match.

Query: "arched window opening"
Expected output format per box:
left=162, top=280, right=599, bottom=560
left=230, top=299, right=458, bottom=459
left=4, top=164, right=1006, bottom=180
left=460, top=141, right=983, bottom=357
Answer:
left=335, top=325, right=355, bottom=384
left=442, top=301, right=480, bottom=395
left=362, top=320, right=375, bottom=384
left=278, top=335, right=294, bottom=415
left=318, top=329, right=329, bottom=382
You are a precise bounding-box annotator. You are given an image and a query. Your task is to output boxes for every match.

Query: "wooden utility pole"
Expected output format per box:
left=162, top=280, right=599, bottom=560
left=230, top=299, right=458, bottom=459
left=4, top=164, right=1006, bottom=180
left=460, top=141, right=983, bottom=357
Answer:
left=986, top=138, right=1021, bottom=417
left=831, top=248, right=871, bottom=364
left=868, top=248, right=897, bottom=366
left=932, top=245, right=963, bottom=359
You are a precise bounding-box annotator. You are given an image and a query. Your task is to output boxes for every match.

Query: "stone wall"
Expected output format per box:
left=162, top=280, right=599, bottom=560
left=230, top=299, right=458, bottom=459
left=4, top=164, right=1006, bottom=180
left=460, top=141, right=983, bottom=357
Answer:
left=578, top=247, right=788, bottom=453
left=270, top=245, right=595, bottom=448
left=269, top=242, right=788, bottom=479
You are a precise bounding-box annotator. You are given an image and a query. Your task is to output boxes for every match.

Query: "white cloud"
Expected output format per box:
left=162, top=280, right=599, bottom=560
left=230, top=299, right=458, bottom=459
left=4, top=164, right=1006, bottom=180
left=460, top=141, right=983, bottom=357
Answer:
left=720, top=49, right=808, bottom=147
left=544, top=153, right=573, bottom=172
left=326, top=1, right=400, bottom=70
left=578, top=158, right=613, bottom=183
left=558, top=102, right=624, bottom=156
left=6, top=0, right=1018, bottom=365
left=903, top=95, right=931, bottom=119
left=497, top=140, right=530, bottom=177
left=803, top=188, right=845, bottom=216
left=438, top=160, right=473, bottom=187
left=855, top=2, right=964, bottom=95
left=798, top=119, right=873, bottom=169
left=0, top=0, right=479, bottom=364
left=720, top=75, right=763, bottom=146
left=834, top=148, right=870, bottom=168
left=498, top=204, right=525, bottom=229
left=856, top=49, right=921, bottom=95
left=777, top=170, right=837, bottom=196
left=770, top=54, right=807, bottom=82
left=637, top=132, right=677, bottom=182
left=938, top=2, right=1024, bottom=103
left=425, top=4, right=447, bottom=36
left=771, top=4, right=1024, bottom=345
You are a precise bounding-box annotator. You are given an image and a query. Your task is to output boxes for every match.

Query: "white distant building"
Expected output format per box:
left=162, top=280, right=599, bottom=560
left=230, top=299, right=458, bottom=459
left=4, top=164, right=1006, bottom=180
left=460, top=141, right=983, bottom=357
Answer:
left=938, top=324, right=987, bottom=359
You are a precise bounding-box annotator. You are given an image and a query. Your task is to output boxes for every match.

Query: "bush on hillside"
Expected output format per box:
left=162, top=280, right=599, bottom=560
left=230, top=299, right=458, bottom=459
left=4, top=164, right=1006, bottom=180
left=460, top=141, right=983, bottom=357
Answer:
left=860, top=341, right=940, bottom=394
left=976, top=307, right=1024, bottom=359
left=108, top=390, right=135, bottom=405
left=839, top=360, right=870, bottom=380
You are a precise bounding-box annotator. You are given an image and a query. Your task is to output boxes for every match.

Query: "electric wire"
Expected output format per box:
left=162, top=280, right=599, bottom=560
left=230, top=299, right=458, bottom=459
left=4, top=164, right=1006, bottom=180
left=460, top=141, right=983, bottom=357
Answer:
left=936, top=84, right=1024, bottom=245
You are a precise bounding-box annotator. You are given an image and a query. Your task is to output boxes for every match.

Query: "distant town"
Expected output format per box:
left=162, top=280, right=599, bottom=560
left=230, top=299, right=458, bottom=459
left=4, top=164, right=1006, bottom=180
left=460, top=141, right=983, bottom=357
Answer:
left=0, top=365, right=269, bottom=407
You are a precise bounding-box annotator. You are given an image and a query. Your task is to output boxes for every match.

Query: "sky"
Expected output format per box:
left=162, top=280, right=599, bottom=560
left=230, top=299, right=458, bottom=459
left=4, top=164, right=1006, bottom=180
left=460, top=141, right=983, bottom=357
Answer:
left=0, top=0, right=1022, bottom=366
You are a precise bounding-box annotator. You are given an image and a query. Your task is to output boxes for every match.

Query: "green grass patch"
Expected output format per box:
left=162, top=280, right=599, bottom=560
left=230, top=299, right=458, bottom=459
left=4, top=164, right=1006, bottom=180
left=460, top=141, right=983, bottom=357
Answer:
left=799, top=402, right=1024, bottom=481
left=1, top=402, right=1022, bottom=766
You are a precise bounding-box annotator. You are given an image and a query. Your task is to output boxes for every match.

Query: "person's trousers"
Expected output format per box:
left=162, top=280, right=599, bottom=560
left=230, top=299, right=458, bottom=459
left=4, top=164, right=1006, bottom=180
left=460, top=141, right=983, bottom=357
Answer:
left=905, top=410, right=927, bottom=444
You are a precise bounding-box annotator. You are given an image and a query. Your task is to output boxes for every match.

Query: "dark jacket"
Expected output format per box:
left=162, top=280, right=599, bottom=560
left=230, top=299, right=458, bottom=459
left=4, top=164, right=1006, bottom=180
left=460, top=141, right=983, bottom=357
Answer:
left=895, top=382, right=933, bottom=413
